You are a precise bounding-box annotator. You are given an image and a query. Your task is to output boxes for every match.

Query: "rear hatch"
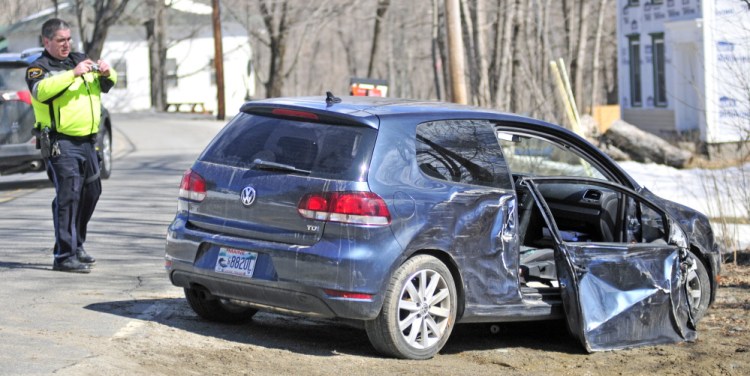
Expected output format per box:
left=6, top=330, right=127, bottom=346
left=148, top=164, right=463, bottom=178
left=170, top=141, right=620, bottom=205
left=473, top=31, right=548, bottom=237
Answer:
left=0, top=62, right=35, bottom=146
left=0, top=98, right=34, bottom=146
left=184, top=112, right=379, bottom=245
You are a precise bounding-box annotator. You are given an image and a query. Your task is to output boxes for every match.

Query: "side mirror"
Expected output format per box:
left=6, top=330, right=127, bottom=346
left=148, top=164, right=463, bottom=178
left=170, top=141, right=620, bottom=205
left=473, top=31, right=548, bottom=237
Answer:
left=497, top=132, right=521, bottom=143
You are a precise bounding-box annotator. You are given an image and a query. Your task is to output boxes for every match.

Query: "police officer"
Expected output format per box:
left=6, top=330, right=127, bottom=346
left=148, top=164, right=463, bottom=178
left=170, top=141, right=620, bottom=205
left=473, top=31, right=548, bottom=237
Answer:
left=26, top=18, right=117, bottom=273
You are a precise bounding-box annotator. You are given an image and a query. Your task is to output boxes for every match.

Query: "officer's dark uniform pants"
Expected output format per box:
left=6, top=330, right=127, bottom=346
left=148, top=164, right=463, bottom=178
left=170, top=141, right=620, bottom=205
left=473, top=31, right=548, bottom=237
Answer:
left=45, top=138, right=101, bottom=262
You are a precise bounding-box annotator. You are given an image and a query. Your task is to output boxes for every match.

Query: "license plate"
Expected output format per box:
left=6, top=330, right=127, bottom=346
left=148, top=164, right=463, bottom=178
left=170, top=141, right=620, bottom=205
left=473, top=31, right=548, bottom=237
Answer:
left=214, top=247, right=257, bottom=277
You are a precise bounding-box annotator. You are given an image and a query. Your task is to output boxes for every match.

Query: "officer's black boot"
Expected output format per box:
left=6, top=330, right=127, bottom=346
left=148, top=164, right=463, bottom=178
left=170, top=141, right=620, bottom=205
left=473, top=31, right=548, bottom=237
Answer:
left=76, top=249, right=96, bottom=264
left=53, top=257, right=92, bottom=273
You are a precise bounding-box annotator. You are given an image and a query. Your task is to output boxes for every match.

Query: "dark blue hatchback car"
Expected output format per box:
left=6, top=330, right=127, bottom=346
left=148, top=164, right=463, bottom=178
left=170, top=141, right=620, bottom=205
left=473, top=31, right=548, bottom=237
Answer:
left=165, top=95, right=720, bottom=359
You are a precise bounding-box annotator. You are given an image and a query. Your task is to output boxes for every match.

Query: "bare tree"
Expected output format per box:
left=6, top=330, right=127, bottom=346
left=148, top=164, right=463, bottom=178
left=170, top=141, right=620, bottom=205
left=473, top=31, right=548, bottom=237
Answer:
left=445, top=0, right=467, bottom=104
left=430, top=0, right=445, bottom=100
left=572, top=0, right=591, bottom=112
left=73, top=0, right=130, bottom=59
left=184, top=0, right=620, bottom=122
left=367, top=0, right=390, bottom=78
left=458, top=0, right=489, bottom=106
left=224, top=1, right=346, bottom=98
left=257, top=0, right=290, bottom=98
left=144, top=0, right=166, bottom=111
left=0, top=0, right=49, bottom=26
left=590, top=0, right=609, bottom=110
left=491, top=0, right=517, bottom=110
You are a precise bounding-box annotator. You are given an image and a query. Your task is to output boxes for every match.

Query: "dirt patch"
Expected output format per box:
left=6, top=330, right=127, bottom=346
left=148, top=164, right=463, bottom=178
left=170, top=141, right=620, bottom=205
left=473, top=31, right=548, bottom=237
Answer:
left=58, top=262, right=749, bottom=376
left=45, top=251, right=749, bottom=376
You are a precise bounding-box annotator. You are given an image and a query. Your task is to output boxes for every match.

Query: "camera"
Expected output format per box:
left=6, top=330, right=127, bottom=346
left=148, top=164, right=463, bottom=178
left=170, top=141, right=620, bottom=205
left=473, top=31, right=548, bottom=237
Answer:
left=90, top=63, right=100, bottom=72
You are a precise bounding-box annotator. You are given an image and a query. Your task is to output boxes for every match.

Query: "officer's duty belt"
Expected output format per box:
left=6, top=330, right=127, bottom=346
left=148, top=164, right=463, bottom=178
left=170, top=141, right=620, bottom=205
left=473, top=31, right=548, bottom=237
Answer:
left=55, top=133, right=97, bottom=143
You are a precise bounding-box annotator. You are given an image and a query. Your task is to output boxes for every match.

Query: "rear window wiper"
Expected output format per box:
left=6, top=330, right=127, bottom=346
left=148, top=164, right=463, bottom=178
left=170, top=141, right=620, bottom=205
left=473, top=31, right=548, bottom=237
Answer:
left=252, top=158, right=311, bottom=175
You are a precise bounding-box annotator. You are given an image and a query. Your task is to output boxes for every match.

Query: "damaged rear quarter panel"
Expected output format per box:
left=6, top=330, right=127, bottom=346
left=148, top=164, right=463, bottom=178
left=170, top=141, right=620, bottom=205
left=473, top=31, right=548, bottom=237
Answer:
left=368, top=117, right=523, bottom=320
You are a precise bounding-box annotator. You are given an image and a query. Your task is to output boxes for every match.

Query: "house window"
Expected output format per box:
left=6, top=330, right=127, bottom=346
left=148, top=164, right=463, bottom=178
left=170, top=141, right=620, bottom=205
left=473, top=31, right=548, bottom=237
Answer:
left=651, top=33, right=667, bottom=107
left=166, top=58, right=178, bottom=88
left=112, top=59, right=127, bottom=88
left=628, top=34, right=642, bottom=107
left=627, top=0, right=639, bottom=6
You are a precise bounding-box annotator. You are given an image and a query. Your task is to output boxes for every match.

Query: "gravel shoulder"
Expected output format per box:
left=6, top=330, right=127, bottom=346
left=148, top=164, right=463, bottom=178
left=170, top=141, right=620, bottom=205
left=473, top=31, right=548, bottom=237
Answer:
left=57, top=258, right=750, bottom=376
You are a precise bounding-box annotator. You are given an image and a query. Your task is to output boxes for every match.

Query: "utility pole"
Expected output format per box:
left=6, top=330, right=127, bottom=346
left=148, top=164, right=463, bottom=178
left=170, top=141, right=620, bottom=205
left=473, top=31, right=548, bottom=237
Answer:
left=212, top=0, right=226, bottom=120
left=445, top=0, right=467, bottom=104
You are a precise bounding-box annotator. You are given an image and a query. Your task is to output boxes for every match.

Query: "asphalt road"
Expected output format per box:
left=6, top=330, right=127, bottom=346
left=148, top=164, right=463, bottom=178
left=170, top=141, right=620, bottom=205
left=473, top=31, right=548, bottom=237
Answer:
left=0, top=112, right=226, bottom=374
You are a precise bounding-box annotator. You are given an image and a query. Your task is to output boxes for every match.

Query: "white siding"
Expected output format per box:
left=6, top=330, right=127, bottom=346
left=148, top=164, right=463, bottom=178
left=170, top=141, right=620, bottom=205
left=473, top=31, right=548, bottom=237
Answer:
left=622, top=108, right=676, bottom=136
left=101, top=23, right=254, bottom=116
left=618, top=0, right=750, bottom=143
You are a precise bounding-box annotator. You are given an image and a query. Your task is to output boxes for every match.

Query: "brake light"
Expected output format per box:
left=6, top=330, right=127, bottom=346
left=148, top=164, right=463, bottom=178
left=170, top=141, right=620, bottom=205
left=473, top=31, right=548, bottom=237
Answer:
left=298, top=192, right=391, bottom=226
left=1, top=90, right=32, bottom=104
left=271, top=108, right=319, bottom=120
left=16, top=91, right=32, bottom=104
left=179, top=169, right=207, bottom=202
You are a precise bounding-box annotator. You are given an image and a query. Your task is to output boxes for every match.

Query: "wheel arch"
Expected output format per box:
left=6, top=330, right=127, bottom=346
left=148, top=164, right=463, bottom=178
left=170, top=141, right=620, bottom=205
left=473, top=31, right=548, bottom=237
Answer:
left=104, top=117, right=112, bottom=139
left=405, top=248, right=466, bottom=320
left=689, top=243, right=717, bottom=306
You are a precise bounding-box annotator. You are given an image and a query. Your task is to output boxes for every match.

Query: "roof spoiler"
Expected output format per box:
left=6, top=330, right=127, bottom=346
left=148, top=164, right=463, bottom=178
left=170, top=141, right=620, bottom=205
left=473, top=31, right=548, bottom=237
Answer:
left=20, top=47, right=44, bottom=58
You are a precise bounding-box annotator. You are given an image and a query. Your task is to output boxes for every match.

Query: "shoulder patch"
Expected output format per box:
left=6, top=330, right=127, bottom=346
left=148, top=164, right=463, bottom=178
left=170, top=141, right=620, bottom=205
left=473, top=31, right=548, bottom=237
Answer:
left=27, top=67, right=43, bottom=80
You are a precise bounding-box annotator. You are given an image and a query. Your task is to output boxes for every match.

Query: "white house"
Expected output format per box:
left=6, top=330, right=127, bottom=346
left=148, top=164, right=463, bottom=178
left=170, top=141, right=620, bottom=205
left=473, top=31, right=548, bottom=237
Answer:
left=1, top=1, right=255, bottom=116
left=617, top=0, right=750, bottom=156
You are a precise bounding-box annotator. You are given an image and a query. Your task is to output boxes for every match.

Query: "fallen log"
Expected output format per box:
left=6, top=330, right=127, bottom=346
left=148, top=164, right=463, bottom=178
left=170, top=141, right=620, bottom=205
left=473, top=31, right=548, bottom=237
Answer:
left=601, top=119, right=692, bottom=168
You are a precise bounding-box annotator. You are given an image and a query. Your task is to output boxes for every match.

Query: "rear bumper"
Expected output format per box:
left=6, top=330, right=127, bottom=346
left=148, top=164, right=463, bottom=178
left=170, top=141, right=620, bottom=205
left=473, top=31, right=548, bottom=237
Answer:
left=0, top=144, right=42, bottom=174
left=165, top=215, right=404, bottom=320
left=170, top=268, right=353, bottom=318
left=0, top=143, right=39, bottom=164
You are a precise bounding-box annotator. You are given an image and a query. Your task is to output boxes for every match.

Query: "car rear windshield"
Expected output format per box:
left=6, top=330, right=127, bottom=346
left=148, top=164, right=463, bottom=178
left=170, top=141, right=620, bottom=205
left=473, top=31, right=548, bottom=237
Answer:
left=200, top=113, right=378, bottom=181
left=0, top=63, right=29, bottom=90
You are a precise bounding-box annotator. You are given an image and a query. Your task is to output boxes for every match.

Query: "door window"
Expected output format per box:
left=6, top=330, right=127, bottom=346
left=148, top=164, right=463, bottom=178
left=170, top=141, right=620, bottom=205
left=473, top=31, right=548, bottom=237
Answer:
left=521, top=179, right=669, bottom=248
left=625, top=197, right=668, bottom=244
left=497, top=132, right=608, bottom=181
left=516, top=178, right=674, bottom=288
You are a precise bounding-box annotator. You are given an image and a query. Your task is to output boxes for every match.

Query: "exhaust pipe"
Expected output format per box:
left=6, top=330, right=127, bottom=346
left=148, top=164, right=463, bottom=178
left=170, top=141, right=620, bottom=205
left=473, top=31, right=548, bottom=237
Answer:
left=1, top=160, right=43, bottom=175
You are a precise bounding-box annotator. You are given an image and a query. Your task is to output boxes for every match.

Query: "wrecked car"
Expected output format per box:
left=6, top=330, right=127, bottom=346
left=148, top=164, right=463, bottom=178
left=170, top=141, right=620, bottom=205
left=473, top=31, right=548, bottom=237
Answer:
left=165, top=94, right=720, bottom=359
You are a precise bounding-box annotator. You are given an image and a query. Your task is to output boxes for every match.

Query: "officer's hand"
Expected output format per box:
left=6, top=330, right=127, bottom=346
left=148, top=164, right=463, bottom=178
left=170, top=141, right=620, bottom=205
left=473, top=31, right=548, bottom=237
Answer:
left=96, top=60, right=111, bottom=77
left=74, top=60, right=94, bottom=76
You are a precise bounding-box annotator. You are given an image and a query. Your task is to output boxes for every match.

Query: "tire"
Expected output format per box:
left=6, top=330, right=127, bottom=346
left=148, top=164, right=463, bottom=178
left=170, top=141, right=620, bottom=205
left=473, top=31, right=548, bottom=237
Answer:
left=365, top=255, right=457, bottom=359
left=97, top=126, right=112, bottom=179
left=184, top=287, right=257, bottom=323
left=685, top=252, right=711, bottom=322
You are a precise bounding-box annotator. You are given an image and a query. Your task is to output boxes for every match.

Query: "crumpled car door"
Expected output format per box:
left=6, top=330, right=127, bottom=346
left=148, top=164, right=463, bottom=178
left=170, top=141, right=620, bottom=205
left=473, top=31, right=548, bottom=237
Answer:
left=520, top=177, right=697, bottom=352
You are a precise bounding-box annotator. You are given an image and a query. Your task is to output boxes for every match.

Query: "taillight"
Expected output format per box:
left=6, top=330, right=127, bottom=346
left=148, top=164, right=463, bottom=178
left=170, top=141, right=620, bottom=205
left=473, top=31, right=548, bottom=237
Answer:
left=16, top=91, right=32, bottom=104
left=179, top=169, right=207, bottom=202
left=1, top=90, right=32, bottom=104
left=298, top=192, right=391, bottom=226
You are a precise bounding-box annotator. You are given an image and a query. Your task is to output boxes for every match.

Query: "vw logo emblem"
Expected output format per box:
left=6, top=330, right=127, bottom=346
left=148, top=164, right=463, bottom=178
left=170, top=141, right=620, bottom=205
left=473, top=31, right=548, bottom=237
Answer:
left=240, top=186, right=257, bottom=207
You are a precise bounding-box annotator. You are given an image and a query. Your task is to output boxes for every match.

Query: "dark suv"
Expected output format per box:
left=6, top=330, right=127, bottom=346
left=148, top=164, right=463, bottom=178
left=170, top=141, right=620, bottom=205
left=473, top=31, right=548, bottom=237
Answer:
left=0, top=48, right=112, bottom=178
left=165, top=95, right=720, bottom=359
